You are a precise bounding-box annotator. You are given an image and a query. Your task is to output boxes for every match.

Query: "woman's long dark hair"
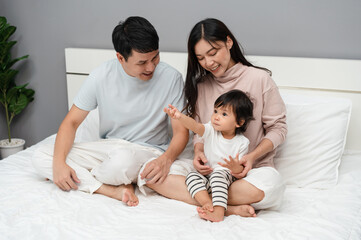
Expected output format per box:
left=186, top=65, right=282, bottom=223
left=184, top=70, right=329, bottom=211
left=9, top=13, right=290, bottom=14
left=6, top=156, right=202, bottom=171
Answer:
left=184, top=18, right=270, bottom=118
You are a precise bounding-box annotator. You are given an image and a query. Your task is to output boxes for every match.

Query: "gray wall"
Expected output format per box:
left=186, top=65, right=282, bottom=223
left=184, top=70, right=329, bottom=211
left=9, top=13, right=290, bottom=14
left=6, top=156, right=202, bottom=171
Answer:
left=1, top=0, right=361, bottom=146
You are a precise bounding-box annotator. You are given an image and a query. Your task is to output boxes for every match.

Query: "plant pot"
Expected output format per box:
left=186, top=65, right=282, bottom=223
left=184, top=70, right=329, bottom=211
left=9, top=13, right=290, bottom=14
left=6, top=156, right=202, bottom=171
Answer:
left=0, top=138, right=26, bottom=159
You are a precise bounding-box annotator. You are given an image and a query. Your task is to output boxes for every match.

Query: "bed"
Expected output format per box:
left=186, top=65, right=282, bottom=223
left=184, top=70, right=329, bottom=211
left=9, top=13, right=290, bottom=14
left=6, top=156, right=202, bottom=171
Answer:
left=1, top=48, right=361, bottom=240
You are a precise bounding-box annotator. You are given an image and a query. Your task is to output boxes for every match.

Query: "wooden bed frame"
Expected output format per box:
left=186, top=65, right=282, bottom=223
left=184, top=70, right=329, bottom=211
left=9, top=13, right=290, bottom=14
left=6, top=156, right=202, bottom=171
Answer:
left=65, top=48, right=361, bottom=151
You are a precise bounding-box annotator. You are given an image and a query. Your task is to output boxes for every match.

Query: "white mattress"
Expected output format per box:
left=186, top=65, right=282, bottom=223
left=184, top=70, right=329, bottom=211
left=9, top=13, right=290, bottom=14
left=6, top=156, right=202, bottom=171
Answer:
left=1, top=135, right=361, bottom=240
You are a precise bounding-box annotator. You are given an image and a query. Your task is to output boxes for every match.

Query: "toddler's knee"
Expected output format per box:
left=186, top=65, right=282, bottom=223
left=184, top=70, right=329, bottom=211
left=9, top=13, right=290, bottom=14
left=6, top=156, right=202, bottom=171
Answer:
left=185, top=171, right=202, bottom=183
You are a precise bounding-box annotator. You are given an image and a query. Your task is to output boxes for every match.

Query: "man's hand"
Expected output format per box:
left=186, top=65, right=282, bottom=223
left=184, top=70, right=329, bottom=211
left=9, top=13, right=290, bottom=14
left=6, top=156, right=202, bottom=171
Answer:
left=230, top=154, right=255, bottom=179
left=193, top=150, right=213, bottom=175
left=140, top=154, right=172, bottom=184
left=218, top=153, right=244, bottom=178
left=164, top=104, right=182, bottom=120
left=53, top=162, right=80, bottom=191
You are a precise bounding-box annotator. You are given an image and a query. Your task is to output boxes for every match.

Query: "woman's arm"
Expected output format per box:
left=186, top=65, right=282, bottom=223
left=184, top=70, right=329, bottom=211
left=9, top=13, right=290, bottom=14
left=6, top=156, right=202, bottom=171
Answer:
left=232, top=79, right=287, bottom=178
left=232, top=138, right=274, bottom=178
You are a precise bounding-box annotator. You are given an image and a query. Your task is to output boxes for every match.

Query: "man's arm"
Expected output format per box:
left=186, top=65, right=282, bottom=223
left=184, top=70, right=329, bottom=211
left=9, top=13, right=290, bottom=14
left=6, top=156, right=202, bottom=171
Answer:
left=52, top=105, right=89, bottom=191
left=140, top=117, right=189, bottom=184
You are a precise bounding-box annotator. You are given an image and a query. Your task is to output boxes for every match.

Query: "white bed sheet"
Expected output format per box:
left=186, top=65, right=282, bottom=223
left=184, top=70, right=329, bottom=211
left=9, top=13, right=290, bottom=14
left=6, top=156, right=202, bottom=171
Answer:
left=1, top=136, right=361, bottom=240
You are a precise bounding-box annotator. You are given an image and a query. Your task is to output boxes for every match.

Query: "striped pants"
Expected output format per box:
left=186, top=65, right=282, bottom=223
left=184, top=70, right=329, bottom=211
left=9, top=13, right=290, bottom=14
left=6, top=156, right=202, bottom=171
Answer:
left=185, top=169, right=235, bottom=209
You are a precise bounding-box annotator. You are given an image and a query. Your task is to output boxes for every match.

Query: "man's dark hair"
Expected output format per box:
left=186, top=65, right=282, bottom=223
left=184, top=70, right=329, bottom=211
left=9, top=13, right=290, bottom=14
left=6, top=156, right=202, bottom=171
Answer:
left=112, top=16, right=159, bottom=61
left=214, top=89, right=254, bottom=134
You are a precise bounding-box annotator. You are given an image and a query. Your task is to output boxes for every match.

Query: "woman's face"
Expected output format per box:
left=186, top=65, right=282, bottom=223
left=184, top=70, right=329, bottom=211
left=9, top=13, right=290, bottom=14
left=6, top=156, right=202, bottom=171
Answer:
left=194, top=37, right=235, bottom=78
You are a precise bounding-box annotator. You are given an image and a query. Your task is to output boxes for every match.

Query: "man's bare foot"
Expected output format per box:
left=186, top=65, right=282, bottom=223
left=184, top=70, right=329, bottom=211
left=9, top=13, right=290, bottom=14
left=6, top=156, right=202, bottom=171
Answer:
left=120, top=185, right=139, bottom=207
left=95, top=184, right=139, bottom=207
left=225, top=204, right=256, bottom=217
left=198, top=206, right=225, bottom=222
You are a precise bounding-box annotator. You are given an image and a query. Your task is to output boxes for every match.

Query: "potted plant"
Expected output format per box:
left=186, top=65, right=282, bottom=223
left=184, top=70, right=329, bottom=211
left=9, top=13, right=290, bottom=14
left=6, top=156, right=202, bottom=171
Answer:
left=0, top=16, right=35, bottom=159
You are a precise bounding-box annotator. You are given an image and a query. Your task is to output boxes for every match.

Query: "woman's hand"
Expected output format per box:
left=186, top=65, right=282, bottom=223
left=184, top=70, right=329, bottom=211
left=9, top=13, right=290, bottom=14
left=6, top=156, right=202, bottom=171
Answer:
left=218, top=153, right=244, bottom=177
left=231, top=139, right=274, bottom=178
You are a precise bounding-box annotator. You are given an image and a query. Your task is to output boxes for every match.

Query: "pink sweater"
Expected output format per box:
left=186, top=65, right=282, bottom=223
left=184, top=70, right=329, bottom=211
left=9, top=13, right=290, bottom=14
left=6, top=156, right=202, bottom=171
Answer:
left=194, top=63, right=287, bottom=168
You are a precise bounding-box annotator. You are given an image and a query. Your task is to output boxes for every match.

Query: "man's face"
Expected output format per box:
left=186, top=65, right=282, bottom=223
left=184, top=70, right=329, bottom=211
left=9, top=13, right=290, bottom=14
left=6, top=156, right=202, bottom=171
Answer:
left=117, top=49, right=160, bottom=81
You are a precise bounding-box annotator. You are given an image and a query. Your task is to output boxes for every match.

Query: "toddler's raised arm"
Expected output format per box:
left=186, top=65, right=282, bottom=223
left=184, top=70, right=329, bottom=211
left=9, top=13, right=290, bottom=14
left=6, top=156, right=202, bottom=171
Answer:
left=164, top=104, right=205, bottom=137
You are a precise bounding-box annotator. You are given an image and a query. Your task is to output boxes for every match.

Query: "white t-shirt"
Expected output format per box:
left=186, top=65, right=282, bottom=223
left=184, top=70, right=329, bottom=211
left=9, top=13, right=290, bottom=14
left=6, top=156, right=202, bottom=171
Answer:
left=73, top=59, right=185, bottom=152
left=201, top=122, right=249, bottom=169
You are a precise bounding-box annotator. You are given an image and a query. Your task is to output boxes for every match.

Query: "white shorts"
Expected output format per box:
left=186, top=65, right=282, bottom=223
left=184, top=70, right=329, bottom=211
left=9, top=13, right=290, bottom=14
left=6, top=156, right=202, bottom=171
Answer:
left=242, top=167, right=285, bottom=210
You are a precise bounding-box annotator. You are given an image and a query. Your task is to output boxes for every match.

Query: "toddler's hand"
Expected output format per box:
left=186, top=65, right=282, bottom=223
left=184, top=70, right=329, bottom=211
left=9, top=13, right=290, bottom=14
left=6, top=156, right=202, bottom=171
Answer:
left=218, top=153, right=244, bottom=178
left=163, top=104, right=181, bottom=119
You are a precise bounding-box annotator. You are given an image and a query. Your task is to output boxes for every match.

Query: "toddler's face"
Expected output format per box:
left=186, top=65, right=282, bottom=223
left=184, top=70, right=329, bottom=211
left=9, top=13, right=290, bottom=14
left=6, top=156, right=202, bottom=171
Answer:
left=211, top=105, right=240, bottom=134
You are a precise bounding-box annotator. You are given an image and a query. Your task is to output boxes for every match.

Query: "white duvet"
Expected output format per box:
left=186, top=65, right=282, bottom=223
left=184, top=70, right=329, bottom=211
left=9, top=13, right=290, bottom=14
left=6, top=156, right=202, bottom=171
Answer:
left=1, top=136, right=361, bottom=240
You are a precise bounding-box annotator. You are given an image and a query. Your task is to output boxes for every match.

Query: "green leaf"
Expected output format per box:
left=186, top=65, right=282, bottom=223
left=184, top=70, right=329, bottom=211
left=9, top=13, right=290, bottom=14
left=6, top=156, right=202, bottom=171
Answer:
left=5, top=55, right=28, bottom=70
left=6, top=86, right=18, bottom=103
left=22, top=88, right=35, bottom=102
left=0, top=69, right=18, bottom=91
left=9, top=92, right=28, bottom=115
left=0, top=41, right=17, bottom=68
left=0, top=25, right=16, bottom=42
left=0, top=17, right=7, bottom=30
left=6, top=84, right=34, bottom=111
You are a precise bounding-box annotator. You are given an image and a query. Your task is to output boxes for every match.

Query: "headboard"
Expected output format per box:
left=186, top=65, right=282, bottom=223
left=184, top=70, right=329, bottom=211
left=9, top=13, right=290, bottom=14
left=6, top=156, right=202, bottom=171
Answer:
left=65, top=48, right=361, bottom=151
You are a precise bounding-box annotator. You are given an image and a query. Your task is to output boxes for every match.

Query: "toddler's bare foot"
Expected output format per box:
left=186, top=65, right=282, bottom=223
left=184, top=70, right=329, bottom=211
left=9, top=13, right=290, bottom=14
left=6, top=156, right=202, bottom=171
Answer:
left=198, top=206, right=225, bottom=222
left=196, top=207, right=213, bottom=215
left=200, top=202, right=214, bottom=212
left=226, top=204, right=256, bottom=217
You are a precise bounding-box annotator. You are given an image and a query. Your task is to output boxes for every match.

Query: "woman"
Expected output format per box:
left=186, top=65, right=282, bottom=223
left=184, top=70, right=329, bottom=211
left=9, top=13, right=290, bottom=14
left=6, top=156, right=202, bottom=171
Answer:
left=183, top=18, right=287, bottom=218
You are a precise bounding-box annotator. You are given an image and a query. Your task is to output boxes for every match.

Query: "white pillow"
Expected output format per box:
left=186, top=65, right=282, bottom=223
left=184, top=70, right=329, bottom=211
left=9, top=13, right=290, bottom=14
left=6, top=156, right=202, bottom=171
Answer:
left=75, top=108, right=101, bottom=142
left=274, top=93, right=352, bottom=189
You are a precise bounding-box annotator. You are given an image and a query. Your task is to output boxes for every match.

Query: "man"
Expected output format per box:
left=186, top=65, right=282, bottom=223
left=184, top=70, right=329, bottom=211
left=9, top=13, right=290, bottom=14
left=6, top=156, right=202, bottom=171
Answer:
left=32, top=16, right=189, bottom=206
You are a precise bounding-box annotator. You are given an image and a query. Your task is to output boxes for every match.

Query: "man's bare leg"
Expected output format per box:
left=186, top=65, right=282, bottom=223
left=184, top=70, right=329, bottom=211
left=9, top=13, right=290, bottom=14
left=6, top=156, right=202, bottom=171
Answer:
left=95, top=184, right=139, bottom=207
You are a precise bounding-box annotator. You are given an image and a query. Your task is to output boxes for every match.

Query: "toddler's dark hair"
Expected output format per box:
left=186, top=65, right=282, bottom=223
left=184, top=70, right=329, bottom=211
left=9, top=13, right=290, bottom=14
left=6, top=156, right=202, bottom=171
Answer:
left=214, top=89, right=254, bottom=134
